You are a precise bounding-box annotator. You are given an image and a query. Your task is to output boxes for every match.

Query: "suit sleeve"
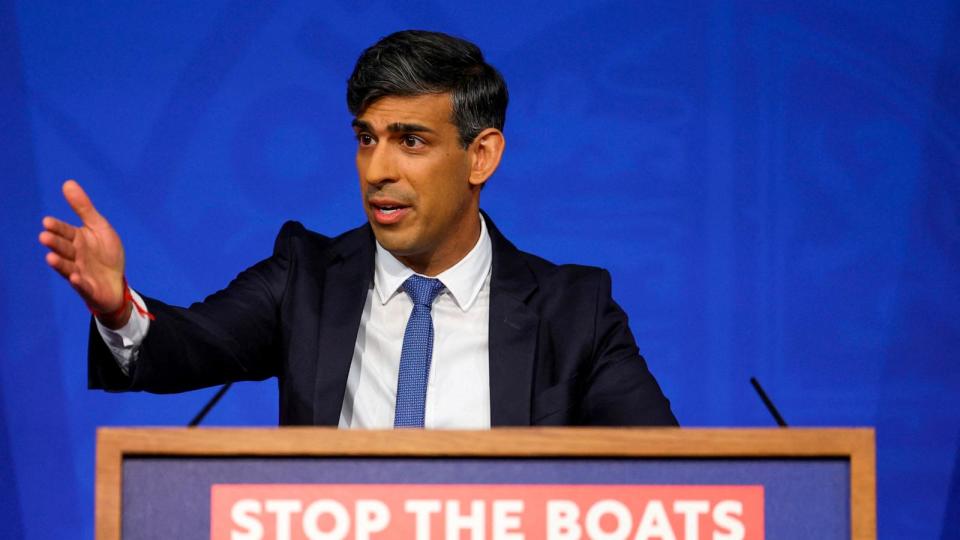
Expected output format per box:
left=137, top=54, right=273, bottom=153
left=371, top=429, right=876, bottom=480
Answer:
left=88, top=221, right=302, bottom=393
left=580, top=270, right=679, bottom=426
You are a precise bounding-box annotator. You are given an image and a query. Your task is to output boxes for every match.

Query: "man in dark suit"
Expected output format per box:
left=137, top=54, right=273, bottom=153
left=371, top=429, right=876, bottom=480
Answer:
left=40, top=30, right=677, bottom=427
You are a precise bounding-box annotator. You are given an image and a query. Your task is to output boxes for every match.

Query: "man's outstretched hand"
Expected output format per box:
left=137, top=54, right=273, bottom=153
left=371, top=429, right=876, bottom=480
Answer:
left=39, top=180, right=129, bottom=328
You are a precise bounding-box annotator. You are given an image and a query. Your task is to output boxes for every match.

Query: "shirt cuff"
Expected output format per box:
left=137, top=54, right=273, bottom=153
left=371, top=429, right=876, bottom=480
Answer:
left=94, top=288, right=151, bottom=375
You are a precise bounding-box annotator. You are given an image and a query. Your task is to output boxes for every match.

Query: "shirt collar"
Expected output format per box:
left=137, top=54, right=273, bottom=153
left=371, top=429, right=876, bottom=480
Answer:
left=374, top=213, right=492, bottom=311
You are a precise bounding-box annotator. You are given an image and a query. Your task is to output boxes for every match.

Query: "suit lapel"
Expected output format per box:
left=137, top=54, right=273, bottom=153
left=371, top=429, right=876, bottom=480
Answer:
left=308, top=216, right=538, bottom=427
left=485, top=214, right=539, bottom=426
left=312, top=225, right=375, bottom=425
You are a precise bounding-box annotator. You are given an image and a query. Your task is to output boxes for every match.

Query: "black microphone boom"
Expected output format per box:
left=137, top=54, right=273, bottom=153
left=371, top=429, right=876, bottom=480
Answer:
left=188, top=383, right=233, bottom=427
left=750, top=377, right=788, bottom=427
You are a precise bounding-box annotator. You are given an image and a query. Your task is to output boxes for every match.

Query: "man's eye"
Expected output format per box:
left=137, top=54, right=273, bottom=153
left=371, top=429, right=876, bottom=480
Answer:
left=401, top=135, right=424, bottom=148
left=357, top=134, right=375, bottom=146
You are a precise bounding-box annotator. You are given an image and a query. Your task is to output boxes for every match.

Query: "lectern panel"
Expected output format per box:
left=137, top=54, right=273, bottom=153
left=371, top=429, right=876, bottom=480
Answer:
left=120, top=457, right=847, bottom=539
left=95, top=428, right=875, bottom=539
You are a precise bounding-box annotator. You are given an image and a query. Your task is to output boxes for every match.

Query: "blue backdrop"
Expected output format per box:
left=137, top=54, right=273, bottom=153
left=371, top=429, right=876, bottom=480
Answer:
left=2, top=1, right=958, bottom=538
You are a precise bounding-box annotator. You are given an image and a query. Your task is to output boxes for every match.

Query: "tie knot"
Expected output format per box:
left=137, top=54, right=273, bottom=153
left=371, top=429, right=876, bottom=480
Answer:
left=402, top=275, right=445, bottom=306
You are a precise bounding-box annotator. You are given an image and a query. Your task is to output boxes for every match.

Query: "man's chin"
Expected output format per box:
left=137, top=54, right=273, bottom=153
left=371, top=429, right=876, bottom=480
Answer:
left=370, top=226, right=416, bottom=254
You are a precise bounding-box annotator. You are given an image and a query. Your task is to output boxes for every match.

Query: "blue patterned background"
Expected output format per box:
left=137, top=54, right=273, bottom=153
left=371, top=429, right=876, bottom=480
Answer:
left=1, top=1, right=958, bottom=537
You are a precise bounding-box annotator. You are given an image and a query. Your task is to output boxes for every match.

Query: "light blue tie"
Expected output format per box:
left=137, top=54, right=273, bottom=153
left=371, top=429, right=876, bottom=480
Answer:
left=394, top=275, right=445, bottom=428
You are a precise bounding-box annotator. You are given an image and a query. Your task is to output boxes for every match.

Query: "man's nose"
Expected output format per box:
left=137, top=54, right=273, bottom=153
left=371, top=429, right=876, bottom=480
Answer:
left=362, top=144, right=398, bottom=186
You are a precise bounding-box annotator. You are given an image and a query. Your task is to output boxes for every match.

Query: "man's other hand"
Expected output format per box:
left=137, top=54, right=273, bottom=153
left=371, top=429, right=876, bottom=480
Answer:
left=39, top=180, right=129, bottom=328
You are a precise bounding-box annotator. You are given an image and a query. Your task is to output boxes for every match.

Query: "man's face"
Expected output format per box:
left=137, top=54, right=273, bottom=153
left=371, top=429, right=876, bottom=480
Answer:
left=353, top=93, right=480, bottom=274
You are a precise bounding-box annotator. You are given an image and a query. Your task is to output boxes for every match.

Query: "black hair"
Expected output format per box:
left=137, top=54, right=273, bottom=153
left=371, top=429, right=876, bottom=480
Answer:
left=347, top=30, right=508, bottom=148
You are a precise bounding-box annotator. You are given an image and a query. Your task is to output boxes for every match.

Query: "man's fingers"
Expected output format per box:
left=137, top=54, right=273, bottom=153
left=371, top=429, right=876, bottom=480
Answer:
left=68, top=273, right=95, bottom=304
left=42, top=216, right=76, bottom=241
left=69, top=274, right=108, bottom=311
left=69, top=272, right=92, bottom=295
left=38, top=230, right=77, bottom=261
left=62, top=180, right=106, bottom=227
left=45, top=252, right=77, bottom=280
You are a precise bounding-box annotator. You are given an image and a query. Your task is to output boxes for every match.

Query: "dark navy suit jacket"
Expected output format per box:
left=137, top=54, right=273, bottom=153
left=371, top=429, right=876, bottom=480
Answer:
left=89, top=215, right=677, bottom=426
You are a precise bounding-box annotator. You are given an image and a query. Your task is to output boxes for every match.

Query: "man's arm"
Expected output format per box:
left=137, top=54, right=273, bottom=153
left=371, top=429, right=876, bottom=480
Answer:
left=581, top=270, right=679, bottom=426
left=41, top=180, right=290, bottom=393
left=84, top=218, right=304, bottom=393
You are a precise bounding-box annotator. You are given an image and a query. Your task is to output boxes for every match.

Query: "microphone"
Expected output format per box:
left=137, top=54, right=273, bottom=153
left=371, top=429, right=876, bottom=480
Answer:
left=188, top=383, right=233, bottom=427
left=750, top=377, right=788, bottom=427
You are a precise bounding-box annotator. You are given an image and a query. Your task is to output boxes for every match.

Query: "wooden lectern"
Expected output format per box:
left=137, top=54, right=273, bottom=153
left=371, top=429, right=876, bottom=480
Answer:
left=96, top=427, right=875, bottom=539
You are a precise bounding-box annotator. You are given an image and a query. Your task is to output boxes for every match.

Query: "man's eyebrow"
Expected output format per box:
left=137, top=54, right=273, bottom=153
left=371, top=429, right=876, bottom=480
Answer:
left=386, top=122, right=436, bottom=134
left=350, top=119, right=436, bottom=134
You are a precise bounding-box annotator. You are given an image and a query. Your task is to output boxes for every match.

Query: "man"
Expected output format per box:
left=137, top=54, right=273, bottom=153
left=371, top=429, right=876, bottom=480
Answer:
left=38, top=30, right=677, bottom=427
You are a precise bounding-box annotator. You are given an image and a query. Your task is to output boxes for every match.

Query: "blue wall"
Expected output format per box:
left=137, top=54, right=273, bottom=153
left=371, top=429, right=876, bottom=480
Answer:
left=2, top=1, right=958, bottom=537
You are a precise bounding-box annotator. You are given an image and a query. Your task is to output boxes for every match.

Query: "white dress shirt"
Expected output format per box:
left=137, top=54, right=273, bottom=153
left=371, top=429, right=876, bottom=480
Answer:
left=96, top=215, right=493, bottom=429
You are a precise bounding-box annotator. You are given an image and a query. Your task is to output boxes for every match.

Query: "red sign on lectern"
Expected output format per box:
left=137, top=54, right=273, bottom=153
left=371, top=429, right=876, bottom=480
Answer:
left=211, top=484, right=763, bottom=539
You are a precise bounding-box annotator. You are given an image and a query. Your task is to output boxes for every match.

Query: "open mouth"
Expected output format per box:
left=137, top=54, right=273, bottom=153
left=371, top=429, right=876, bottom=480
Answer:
left=369, top=200, right=412, bottom=224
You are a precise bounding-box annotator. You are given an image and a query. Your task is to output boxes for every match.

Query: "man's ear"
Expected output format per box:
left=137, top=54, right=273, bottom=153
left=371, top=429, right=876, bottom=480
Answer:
left=468, top=128, right=505, bottom=188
